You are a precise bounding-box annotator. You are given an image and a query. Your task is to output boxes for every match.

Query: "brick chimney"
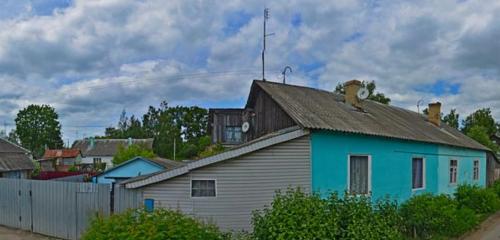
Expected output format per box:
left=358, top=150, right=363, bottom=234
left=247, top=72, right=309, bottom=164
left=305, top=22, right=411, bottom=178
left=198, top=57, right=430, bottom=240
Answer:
left=428, top=102, right=441, bottom=126
left=344, top=80, right=362, bottom=108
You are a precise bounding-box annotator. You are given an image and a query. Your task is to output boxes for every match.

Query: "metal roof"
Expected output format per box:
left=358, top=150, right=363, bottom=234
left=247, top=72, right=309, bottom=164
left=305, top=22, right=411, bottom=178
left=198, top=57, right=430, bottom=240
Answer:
left=251, top=80, right=488, bottom=151
left=72, top=138, right=154, bottom=157
left=0, top=138, right=34, bottom=172
left=124, top=127, right=309, bottom=188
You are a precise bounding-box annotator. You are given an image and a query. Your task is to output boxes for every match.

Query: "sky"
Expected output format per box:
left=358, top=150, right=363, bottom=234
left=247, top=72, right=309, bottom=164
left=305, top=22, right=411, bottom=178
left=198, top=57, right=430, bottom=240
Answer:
left=0, top=0, right=499, bottom=145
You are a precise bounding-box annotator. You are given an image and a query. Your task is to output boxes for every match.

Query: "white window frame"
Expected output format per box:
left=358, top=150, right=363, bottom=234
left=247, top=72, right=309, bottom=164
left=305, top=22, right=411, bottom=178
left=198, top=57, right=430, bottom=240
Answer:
left=473, top=160, right=480, bottom=181
left=190, top=178, right=217, bottom=199
left=449, top=159, right=458, bottom=185
left=347, top=154, right=372, bottom=195
left=411, top=157, right=426, bottom=191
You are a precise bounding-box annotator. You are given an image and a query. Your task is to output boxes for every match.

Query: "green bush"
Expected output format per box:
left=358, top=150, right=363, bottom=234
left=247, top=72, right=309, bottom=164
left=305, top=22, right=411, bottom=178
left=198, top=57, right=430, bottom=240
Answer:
left=252, top=189, right=402, bottom=240
left=252, top=189, right=339, bottom=240
left=82, top=209, right=227, bottom=240
left=455, top=184, right=500, bottom=215
left=400, top=194, right=478, bottom=239
left=490, top=180, right=500, bottom=198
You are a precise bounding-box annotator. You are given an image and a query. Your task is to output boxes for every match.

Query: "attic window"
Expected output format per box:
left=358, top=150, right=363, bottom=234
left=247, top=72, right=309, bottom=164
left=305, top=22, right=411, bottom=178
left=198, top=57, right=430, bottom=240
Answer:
left=225, top=126, right=242, bottom=143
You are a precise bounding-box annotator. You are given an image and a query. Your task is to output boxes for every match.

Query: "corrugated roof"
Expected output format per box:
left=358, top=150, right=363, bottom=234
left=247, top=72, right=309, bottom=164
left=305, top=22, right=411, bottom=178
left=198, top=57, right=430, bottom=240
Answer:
left=72, top=138, right=154, bottom=157
left=124, top=127, right=308, bottom=188
left=0, top=138, right=34, bottom=172
left=43, top=149, right=81, bottom=159
left=251, top=80, right=488, bottom=151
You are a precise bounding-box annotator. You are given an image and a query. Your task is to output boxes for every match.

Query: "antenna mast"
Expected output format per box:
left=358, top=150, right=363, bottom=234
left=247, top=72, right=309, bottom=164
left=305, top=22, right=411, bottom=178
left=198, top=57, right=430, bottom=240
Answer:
left=262, top=8, right=273, bottom=81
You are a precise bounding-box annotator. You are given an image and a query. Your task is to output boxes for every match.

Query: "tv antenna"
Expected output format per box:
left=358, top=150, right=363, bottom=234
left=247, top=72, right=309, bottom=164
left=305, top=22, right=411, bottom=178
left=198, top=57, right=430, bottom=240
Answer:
left=417, top=99, right=424, bottom=113
left=282, top=66, right=292, bottom=84
left=261, top=8, right=274, bottom=81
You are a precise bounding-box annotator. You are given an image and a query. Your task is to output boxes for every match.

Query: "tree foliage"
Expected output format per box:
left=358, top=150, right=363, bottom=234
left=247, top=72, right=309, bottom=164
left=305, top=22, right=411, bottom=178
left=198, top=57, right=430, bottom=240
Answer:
left=112, top=144, right=156, bottom=165
left=462, top=108, right=498, bottom=136
left=466, top=125, right=499, bottom=152
left=15, top=104, right=63, bottom=158
left=442, top=109, right=459, bottom=129
left=334, top=80, right=391, bottom=105
left=102, top=101, right=210, bottom=160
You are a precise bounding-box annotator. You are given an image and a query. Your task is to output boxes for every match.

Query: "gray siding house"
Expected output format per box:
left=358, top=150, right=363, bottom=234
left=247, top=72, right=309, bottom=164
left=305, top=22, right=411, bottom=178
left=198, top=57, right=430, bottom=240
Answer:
left=0, top=138, right=34, bottom=179
left=123, top=127, right=310, bottom=231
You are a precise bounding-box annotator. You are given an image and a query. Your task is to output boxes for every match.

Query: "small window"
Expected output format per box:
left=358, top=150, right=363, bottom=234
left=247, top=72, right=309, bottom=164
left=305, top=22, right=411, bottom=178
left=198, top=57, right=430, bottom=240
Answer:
left=450, top=160, right=458, bottom=184
left=412, top=158, right=425, bottom=189
left=473, top=160, right=479, bottom=181
left=349, top=155, right=370, bottom=195
left=191, top=180, right=216, bottom=197
left=225, top=126, right=242, bottom=143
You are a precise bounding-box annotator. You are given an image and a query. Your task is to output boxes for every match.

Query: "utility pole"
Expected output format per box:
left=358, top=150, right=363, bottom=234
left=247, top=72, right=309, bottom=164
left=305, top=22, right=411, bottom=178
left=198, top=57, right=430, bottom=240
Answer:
left=173, top=138, right=176, bottom=161
left=262, top=8, right=274, bottom=81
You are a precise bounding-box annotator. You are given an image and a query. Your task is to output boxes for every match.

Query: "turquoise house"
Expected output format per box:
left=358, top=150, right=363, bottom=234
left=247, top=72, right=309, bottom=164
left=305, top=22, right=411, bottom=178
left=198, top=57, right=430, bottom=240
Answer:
left=94, top=157, right=183, bottom=184
left=209, top=80, right=490, bottom=203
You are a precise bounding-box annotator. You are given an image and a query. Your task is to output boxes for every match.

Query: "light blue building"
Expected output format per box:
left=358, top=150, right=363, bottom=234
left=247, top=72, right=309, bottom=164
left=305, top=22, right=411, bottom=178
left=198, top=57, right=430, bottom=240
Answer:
left=93, top=157, right=184, bottom=184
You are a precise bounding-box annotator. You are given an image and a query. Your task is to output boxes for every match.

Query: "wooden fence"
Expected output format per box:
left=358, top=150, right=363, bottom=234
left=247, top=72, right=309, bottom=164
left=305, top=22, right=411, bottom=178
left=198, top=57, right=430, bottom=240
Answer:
left=0, top=178, right=141, bottom=239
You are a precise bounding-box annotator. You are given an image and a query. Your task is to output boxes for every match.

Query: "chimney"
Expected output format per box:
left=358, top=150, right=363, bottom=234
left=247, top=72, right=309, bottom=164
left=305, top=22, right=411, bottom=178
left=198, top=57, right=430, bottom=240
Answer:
left=428, top=102, right=441, bottom=126
left=344, top=80, right=362, bottom=108
left=89, top=137, right=95, bottom=149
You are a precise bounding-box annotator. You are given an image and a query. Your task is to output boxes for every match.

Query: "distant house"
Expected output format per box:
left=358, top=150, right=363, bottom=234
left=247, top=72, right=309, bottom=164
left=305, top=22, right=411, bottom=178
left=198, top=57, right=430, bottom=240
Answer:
left=94, top=157, right=183, bottom=184
left=38, top=149, right=82, bottom=172
left=0, top=138, right=34, bottom=179
left=123, top=80, right=492, bottom=232
left=72, top=138, right=154, bottom=170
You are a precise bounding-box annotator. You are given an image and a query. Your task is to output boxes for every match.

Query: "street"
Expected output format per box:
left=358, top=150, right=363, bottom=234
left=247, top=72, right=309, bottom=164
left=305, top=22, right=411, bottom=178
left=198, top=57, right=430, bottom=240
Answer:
left=0, top=225, right=54, bottom=240
left=463, top=212, right=500, bottom=240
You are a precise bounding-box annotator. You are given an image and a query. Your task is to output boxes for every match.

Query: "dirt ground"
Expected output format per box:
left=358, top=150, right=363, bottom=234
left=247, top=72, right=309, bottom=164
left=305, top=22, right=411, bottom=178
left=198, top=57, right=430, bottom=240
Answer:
left=0, top=225, right=56, bottom=240
left=462, top=212, right=500, bottom=240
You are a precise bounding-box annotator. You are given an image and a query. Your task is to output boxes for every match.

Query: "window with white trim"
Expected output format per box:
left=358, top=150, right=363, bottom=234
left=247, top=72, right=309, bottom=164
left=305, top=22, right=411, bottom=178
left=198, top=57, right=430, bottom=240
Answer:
left=412, top=157, right=425, bottom=189
left=450, top=160, right=458, bottom=184
left=191, top=180, right=216, bottom=197
left=349, top=155, right=370, bottom=195
left=473, top=160, right=480, bottom=181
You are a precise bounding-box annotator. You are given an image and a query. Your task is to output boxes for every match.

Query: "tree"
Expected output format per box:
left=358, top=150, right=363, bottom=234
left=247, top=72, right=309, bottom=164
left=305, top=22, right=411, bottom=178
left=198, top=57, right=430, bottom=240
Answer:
left=334, top=80, right=391, bottom=104
left=462, top=108, right=498, bottom=136
left=15, top=105, right=63, bottom=158
left=466, top=125, right=499, bottom=153
left=443, top=109, right=460, bottom=129
left=112, top=144, right=156, bottom=165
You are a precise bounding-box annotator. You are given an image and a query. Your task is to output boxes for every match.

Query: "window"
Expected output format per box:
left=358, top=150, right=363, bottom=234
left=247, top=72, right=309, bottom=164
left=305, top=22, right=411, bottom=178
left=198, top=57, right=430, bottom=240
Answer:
left=191, top=180, right=216, bottom=197
left=450, top=160, right=458, bottom=184
left=473, top=160, right=479, bottom=181
left=93, top=157, right=102, bottom=165
left=412, top=158, right=425, bottom=190
left=225, top=126, right=242, bottom=143
left=348, top=155, right=370, bottom=195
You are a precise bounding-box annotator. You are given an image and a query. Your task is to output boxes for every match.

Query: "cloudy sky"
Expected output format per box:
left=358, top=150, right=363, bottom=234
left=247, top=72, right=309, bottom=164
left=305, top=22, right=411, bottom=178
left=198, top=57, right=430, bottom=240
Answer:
left=0, top=0, right=499, bottom=144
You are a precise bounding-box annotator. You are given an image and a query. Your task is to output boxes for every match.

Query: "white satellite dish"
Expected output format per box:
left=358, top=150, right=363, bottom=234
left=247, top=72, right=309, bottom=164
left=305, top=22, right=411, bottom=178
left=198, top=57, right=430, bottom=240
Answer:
left=241, top=122, right=250, bottom=133
left=357, top=87, right=369, bottom=100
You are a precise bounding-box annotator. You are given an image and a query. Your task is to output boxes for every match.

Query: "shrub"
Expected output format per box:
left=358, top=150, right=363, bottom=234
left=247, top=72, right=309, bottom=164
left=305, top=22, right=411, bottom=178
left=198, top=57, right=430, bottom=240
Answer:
left=82, top=209, right=227, bottom=240
left=400, top=194, right=478, bottom=239
left=490, top=180, right=500, bottom=198
left=252, top=189, right=339, bottom=240
left=454, top=184, right=500, bottom=215
left=252, top=189, right=402, bottom=240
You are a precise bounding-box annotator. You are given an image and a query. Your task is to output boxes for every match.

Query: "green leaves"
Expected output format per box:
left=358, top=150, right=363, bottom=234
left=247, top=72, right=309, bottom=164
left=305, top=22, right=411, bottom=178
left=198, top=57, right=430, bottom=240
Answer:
left=15, top=104, right=63, bottom=158
left=252, top=189, right=402, bottom=240
left=112, top=144, right=156, bottom=165
left=82, top=209, right=227, bottom=240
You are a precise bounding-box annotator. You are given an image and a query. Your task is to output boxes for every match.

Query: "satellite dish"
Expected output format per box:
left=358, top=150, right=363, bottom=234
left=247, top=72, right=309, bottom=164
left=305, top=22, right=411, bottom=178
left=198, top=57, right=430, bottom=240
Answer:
left=242, top=122, right=250, bottom=133
left=357, top=87, right=369, bottom=100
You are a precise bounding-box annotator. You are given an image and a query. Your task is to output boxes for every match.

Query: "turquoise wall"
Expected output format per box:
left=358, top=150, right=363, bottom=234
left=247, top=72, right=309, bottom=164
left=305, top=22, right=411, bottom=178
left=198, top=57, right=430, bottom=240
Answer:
left=311, top=131, right=487, bottom=202
left=94, top=158, right=165, bottom=184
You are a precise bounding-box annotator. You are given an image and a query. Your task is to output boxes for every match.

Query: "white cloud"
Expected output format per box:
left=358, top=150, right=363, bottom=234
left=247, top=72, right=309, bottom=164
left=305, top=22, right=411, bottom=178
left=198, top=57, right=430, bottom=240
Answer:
left=0, top=0, right=499, bottom=141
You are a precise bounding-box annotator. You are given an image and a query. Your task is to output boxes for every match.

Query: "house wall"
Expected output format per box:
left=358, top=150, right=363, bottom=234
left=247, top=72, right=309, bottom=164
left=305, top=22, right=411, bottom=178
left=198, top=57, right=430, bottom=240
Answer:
left=311, top=130, right=487, bottom=202
left=209, top=109, right=244, bottom=144
left=80, top=156, right=113, bottom=169
left=1, top=170, right=30, bottom=179
left=140, top=135, right=311, bottom=232
left=95, top=160, right=165, bottom=184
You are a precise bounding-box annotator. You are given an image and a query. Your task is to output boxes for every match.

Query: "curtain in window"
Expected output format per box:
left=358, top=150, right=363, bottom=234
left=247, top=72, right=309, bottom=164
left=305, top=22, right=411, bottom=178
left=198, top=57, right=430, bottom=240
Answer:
left=350, top=156, right=368, bottom=194
left=412, top=158, right=423, bottom=188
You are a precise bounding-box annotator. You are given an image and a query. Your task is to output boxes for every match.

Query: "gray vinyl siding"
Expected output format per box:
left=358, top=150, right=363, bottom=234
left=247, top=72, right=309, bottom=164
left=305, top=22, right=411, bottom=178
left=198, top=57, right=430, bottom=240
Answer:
left=141, top=135, right=311, bottom=231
